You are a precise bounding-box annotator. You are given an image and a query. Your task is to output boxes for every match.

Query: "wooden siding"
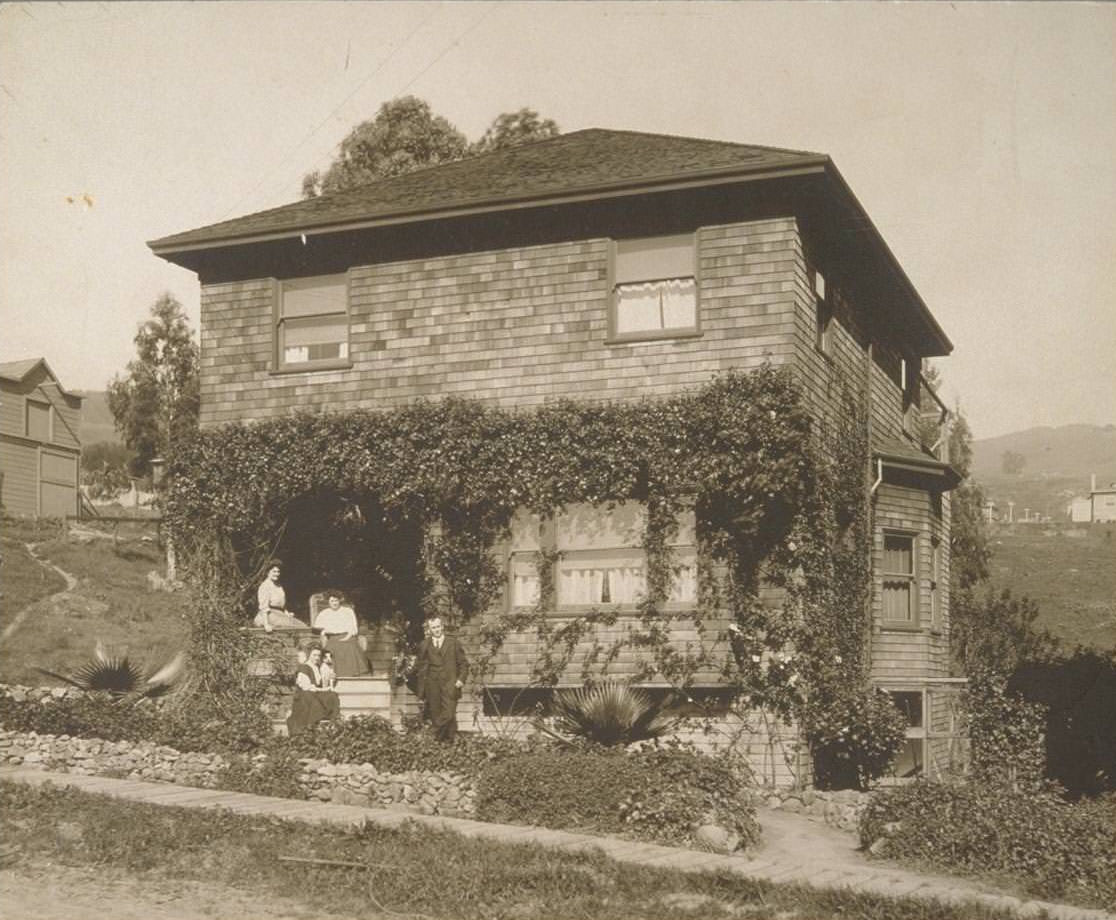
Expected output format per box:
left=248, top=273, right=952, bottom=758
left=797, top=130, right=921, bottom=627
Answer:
left=0, top=370, right=81, bottom=518
left=197, top=218, right=803, bottom=426
left=871, top=481, right=950, bottom=681
left=0, top=439, right=38, bottom=516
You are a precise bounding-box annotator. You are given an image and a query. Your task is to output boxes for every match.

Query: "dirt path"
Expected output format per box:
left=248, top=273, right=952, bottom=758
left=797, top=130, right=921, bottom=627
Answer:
left=0, top=542, right=78, bottom=644
left=0, top=863, right=385, bottom=920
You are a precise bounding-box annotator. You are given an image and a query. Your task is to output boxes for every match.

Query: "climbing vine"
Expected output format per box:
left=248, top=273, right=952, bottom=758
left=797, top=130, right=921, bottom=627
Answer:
left=166, top=364, right=901, bottom=784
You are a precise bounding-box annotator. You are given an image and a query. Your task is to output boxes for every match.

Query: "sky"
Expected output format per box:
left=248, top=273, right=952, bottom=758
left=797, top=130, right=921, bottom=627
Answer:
left=1, top=1, right=1113, bottom=440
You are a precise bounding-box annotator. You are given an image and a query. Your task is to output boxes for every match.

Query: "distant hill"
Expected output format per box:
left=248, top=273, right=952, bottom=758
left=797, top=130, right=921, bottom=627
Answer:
left=76, top=390, right=119, bottom=445
left=972, top=424, right=1116, bottom=484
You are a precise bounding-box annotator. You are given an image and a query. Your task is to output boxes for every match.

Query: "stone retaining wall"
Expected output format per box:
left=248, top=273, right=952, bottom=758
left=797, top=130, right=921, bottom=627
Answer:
left=761, top=787, right=870, bottom=834
left=0, top=729, right=475, bottom=817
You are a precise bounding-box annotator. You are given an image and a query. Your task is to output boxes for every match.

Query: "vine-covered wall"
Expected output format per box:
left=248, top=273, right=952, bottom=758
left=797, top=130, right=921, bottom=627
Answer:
left=168, top=363, right=906, bottom=788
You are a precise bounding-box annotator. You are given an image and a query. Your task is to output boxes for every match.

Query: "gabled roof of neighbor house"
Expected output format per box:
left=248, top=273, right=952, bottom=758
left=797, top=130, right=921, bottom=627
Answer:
left=0, top=357, right=80, bottom=399
left=150, top=129, right=827, bottom=252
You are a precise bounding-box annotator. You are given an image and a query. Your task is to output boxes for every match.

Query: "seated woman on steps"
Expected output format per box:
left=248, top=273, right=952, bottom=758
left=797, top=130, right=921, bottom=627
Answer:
left=286, top=645, right=340, bottom=736
left=313, top=591, right=371, bottom=677
left=253, top=560, right=309, bottom=632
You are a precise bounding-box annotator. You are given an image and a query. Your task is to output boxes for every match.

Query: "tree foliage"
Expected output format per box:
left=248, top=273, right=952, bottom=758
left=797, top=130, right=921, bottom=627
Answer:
left=302, top=97, right=560, bottom=197
left=81, top=441, right=134, bottom=500
left=107, top=293, right=199, bottom=477
left=472, top=107, right=559, bottom=155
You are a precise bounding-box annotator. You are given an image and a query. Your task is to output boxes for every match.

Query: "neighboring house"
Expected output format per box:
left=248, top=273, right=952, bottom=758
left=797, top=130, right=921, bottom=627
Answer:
left=1091, top=474, right=1116, bottom=523
left=1067, top=475, right=1116, bottom=523
left=0, top=358, right=83, bottom=518
left=1067, top=495, right=1093, bottom=523
left=151, top=129, right=962, bottom=783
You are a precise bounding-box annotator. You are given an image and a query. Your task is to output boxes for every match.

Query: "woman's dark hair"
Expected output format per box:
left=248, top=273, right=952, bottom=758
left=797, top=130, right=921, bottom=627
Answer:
left=264, top=558, right=283, bottom=571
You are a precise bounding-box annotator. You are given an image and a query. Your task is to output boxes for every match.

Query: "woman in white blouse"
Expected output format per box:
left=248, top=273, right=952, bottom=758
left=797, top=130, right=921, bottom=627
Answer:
left=314, top=591, right=371, bottom=677
left=253, top=560, right=308, bottom=631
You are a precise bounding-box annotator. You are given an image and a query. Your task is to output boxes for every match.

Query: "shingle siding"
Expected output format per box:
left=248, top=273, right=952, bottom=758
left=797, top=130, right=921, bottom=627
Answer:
left=198, top=217, right=802, bottom=426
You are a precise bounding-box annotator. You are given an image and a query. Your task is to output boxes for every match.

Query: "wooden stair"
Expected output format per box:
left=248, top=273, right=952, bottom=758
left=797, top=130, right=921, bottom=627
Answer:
left=335, top=677, right=392, bottom=721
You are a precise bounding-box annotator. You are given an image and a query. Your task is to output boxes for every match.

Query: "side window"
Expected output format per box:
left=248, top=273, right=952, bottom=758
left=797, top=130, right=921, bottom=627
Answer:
left=611, top=234, right=698, bottom=340
left=881, top=532, right=917, bottom=624
left=811, top=267, right=833, bottom=356
left=26, top=399, right=52, bottom=441
left=930, top=539, right=942, bottom=628
left=275, top=274, right=350, bottom=371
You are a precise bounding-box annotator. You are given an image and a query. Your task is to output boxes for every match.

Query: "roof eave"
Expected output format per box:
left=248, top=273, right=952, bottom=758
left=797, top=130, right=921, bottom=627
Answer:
left=147, top=156, right=831, bottom=257
left=821, top=162, right=953, bottom=356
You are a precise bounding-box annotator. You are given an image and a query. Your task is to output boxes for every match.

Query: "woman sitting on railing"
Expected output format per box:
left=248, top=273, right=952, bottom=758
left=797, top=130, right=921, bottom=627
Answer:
left=286, top=645, right=340, bottom=736
left=253, top=560, right=309, bottom=632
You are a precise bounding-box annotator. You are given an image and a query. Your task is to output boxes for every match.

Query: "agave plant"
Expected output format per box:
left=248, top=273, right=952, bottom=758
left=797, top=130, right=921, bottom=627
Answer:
left=36, top=641, right=186, bottom=700
left=542, top=681, right=681, bottom=747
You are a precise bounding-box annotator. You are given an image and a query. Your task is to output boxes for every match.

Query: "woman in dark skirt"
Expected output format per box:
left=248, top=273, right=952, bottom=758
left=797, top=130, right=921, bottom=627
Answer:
left=314, top=591, right=371, bottom=677
left=286, top=645, right=341, bottom=736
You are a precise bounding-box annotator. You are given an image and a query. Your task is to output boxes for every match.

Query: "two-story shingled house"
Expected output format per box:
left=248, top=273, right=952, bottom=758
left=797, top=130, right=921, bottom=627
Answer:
left=0, top=358, right=83, bottom=518
left=150, top=130, right=962, bottom=783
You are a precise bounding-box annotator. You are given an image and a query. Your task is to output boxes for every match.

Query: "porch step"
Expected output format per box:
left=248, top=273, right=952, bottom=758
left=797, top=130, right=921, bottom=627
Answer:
left=336, top=677, right=392, bottom=720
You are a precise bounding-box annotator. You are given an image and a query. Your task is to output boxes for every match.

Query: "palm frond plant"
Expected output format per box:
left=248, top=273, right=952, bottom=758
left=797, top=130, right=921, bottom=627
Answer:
left=540, top=681, right=682, bottom=747
left=35, top=641, right=186, bottom=701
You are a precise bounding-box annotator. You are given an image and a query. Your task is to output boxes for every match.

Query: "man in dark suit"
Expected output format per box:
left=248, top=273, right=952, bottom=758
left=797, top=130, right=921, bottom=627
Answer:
left=415, top=616, right=468, bottom=742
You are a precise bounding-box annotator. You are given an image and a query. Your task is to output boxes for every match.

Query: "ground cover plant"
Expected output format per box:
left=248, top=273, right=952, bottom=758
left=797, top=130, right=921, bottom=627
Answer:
left=476, top=742, right=760, bottom=849
left=860, top=782, right=1116, bottom=911
left=1, top=780, right=1029, bottom=920
left=0, top=520, right=189, bottom=685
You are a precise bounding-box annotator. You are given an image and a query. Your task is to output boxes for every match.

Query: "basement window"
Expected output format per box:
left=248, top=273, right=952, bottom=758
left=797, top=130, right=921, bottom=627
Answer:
left=610, top=234, right=698, bottom=341
left=275, top=274, right=351, bottom=371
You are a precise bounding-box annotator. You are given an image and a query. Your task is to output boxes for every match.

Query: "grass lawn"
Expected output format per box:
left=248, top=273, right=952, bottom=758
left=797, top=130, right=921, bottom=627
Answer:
left=0, top=522, right=67, bottom=634
left=1, top=780, right=1024, bottom=920
left=988, top=523, right=1116, bottom=650
left=0, top=519, right=190, bottom=685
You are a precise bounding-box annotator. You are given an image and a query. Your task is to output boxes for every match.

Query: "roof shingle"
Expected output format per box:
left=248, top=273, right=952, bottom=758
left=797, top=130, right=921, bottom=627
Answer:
left=149, top=129, right=825, bottom=251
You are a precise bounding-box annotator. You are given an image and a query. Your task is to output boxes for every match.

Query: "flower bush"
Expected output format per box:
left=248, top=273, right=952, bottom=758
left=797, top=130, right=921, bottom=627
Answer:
left=860, top=781, right=1116, bottom=910
left=802, top=685, right=908, bottom=791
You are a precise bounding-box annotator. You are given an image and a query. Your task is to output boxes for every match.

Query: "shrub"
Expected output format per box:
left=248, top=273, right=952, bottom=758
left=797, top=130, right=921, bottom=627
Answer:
left=1008, top=650, right=1116, bottom=797
left=545, top=682, right=680, bottom=747
left=803, top=685, right=907, bottom=790
left=0, top=692, right=271, bottom=755
left=476, top=742, right=758, bottom=849
left=285, top=715, right=521, bottom=776
left=966, top=668, right=1046, bottom=792
left=860, top=781, right=1116, bottom=910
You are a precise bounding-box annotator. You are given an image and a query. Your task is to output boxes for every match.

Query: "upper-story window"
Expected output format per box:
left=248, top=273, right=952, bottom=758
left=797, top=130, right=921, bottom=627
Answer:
left=610, top=234, right=698, bottom=341
left=26, top=398, right=52, bottom=442
left=810, top=266, right=833, bottom=357
left=275, top=274, right=350, bottom=371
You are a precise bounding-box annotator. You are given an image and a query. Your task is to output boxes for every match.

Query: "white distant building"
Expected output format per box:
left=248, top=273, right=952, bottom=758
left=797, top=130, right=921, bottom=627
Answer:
left=1067, top=474, right=1116, bottom=523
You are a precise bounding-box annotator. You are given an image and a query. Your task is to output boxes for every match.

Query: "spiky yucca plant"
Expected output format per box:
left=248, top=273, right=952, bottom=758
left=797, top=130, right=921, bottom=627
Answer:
left=36, top=641, right=186, bottom=700
left=544, top=681, right=680, bottom=747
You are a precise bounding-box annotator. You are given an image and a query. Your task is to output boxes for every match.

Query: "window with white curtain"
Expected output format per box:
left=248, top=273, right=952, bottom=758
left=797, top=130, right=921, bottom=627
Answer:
left=276, top=274, right=350, bottom=370
left=611, top=235, right=698, bottom=339
left=507, top=503, right=698, bottom=611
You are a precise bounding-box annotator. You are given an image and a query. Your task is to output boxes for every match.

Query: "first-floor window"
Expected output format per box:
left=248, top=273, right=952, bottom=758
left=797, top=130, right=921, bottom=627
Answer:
left=276, top=274, right=350, bottom=370
left=507, top=503, right=697, bottom=611
left=882, top=532, right=917, bottom=623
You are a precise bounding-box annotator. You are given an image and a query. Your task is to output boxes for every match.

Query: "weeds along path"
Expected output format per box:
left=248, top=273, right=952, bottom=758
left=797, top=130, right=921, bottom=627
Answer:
left=0, top=542, right=80, bottom=643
